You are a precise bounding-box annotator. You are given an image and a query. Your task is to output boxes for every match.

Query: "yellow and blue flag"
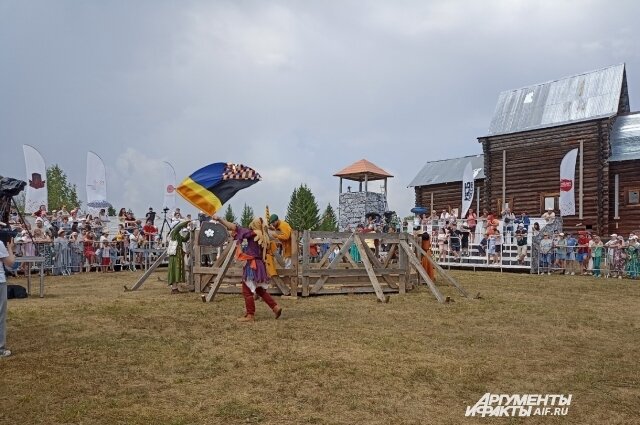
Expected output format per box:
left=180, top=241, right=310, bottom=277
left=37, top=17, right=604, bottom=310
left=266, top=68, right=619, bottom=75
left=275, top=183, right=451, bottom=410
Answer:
left=176, top=163, right=261, bottom=215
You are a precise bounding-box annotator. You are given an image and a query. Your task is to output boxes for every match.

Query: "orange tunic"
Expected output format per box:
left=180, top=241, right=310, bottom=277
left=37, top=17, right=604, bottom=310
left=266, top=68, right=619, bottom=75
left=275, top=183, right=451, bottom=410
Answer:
left=421, top=239, right=436, bottom=282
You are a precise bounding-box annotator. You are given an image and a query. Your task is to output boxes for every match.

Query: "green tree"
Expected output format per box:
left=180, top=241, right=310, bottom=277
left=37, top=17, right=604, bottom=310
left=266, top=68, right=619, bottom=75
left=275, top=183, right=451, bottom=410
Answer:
left=224, top=204, right=237, bottom=223
left=285, top=184, right=320, bottom=230
left=47, top=165, right=81, bottom=211
left=107, top=206, right=116, bottom=216
left=240, top=204, right=254, bottom=227
left=318, top=203, right=338, bottom=231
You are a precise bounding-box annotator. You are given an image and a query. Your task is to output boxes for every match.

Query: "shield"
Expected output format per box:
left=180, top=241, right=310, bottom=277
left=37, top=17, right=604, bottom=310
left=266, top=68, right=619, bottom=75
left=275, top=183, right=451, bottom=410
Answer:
left=198, top=222, right=229, bottom=247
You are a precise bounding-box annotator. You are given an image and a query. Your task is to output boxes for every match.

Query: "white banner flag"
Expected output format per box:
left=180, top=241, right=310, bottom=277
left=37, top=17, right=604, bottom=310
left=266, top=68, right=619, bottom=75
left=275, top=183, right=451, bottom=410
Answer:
left=23, top=145, right=48, bottom=214
left=461, top=161, right=474, bottom=218
left=559, top=148, right=579, bottom=216
left=86, top=151, right=109, bottom=216
left=162, top=161, right=176, bottom=210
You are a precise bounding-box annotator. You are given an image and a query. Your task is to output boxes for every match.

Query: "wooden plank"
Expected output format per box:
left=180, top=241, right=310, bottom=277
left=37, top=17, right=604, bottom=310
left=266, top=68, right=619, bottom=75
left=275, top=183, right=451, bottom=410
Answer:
left=302, top=230, right=310, bottom=296
left=357, top=234, right=398, bottom=289
left=398, top=235, right=408, bottom=294
left=353, top=234, right=387, bottom=303
left=316, top=243, right=337, bottom=268
left=309, top=234, right=355, bottom=294
left=202, top=240, right=237, bottom=303
left=271, top=275, right=290, bottom=296
left=126, top=250, right=168, bottom=291
left=290, top=230, right=299, bottom=296
left=411, top=240, right=470, bottom=298
left=301, top=268, right=405, bottom=277
left=383, top=244, right=397, bottom=268
left=399, top=241, right=447, bottom=303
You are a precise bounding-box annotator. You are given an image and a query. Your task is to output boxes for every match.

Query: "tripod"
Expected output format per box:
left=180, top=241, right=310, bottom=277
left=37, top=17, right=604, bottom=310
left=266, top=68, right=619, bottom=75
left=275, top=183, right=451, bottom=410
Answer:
left=157, top=208, right=173, bottom=242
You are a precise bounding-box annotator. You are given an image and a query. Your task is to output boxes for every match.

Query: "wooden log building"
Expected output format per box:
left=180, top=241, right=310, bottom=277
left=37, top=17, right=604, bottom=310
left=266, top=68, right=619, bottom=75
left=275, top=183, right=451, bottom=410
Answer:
left=409, top=154, right=485, bottom=216
left=412, top=64, right=639, bottom=236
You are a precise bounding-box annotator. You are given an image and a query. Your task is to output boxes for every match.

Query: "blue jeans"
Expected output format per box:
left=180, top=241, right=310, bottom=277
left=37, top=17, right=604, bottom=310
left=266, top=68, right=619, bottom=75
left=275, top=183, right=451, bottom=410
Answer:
left=0, top=283, right=7, bottom=349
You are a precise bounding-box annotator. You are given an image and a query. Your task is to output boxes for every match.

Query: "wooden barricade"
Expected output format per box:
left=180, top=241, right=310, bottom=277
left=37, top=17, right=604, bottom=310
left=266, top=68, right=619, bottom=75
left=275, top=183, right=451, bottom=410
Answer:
left=188, top=230, right=466, bottom=303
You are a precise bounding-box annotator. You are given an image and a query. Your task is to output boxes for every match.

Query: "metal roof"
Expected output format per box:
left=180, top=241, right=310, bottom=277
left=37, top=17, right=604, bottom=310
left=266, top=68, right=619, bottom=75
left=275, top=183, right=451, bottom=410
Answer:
left=610, top=113, right=640, bottom=162
left=486, top=64, right=626, bottom=136
left=408, top=154, right=484, bottom=187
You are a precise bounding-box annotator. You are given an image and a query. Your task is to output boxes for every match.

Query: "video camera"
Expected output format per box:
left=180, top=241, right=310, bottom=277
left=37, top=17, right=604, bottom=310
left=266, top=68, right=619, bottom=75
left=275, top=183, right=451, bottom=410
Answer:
left=0, top=176, right=27, bottom=245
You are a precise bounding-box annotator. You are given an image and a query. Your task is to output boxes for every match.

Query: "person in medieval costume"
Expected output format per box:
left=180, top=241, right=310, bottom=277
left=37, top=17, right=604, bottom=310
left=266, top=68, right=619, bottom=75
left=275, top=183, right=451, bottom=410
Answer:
left=167, top=220, right=190, bottom=294
left=625, top=236, right=639, bottom=279
left=213, top=215, right=282, bottom=322
left=420, top=231, right=436, bottom=282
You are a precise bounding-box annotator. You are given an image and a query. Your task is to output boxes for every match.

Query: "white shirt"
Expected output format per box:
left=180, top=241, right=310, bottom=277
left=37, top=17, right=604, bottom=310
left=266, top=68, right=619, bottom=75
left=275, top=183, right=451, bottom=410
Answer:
left=0, top=241, right=8, bottom=283
left=129, top=234, right=139, bottom=250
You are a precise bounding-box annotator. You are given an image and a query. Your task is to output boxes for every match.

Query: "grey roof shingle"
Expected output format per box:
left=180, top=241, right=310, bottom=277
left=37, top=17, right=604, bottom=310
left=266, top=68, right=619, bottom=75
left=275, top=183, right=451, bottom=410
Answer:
left=610, top=113, right=640, bottom=162
left=408, top=155, right=484, bottom=187
left=486, top=64, right=625, bottom=136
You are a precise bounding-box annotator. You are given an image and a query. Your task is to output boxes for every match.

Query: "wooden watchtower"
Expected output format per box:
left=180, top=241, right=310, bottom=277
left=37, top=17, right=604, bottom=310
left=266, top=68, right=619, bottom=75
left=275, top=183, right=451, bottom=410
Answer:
left=334, top=159, right=393, bottom=231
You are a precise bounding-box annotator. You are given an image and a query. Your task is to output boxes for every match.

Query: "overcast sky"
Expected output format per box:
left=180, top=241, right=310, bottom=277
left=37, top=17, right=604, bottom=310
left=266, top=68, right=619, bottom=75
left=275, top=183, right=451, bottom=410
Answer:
left=1, top=0, right=639, bottom=219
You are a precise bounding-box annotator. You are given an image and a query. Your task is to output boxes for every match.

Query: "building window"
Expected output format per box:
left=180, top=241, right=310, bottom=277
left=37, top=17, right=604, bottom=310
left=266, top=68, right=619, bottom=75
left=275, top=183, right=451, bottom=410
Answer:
left=540, top=193, right=559, bottom=214
left=628, top=189, right=640, bottom=205
left=496, top=198, right=514, bottom=213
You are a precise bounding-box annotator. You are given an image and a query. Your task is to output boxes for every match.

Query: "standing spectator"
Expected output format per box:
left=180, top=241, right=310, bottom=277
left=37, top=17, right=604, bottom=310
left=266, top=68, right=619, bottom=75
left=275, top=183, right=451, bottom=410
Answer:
left=577, top=232, right=590, bottom=275
left=625, top=236, right=639, bottom=278
left=501, top=207, right=515, bottom=244
left=1, top=239, right=16, bottom=358
left=492, top=229, right=502, bottom=265
left=118, top=208, right=127, bottom=223
left=515, top=224, right=528, bottom=264
left=33, top=204, right=47, bottom=218
left=83, top=232, right=97, bottom=272
left=98, top=208, right=109, bottom=223
left=566, top=233, right=578, bottom=275
left=532, top=222, right=541, bottom=237
left=449, top=225, right=462, bottom=260
left=554, top=233, right=567, bottom=273
left=542, top=207, right=556, bottom=224
left=610, top=236, right=626, bottom=279
left=605, top=235, right=620, bottom=278
left=142, top=220, right=158, bottom=247
left=145, top=207, right=156, bottom=224
left=539, top=233, right=553, bottom=275
left=591, top=235, right=604, bottom=278
left=466, top=208, right=477, bottom=243
left=437, top=228, right=448, bottom=261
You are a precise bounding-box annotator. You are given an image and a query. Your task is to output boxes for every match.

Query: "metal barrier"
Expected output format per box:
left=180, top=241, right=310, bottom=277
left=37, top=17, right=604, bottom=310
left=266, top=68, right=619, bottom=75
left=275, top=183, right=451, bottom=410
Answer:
left=533, top=243, right=639, bottom=278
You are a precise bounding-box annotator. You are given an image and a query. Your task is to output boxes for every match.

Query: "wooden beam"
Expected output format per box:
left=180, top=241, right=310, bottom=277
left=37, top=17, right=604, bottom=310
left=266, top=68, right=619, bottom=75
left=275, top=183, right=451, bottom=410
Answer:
left=354, top=233, right=387, bottom=302
left=410, top=239, right=470, bottom=298
left=271, top=275, right=291, bottom=296
left=125, top=250, right=168, bottom=291
left=202, top=241, right=237, bottom=303
left=302, top=230, right=310, bottom=296
left=399, top=241, right=447, bottom=303
left=357, top=235, right=398, bottom=289
left=310, top=234, right=354, bottom=294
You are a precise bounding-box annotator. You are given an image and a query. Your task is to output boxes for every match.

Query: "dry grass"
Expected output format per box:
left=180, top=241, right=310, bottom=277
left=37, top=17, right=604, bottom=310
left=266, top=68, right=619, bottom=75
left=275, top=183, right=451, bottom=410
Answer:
left=0, top=270, right=639, bottom=424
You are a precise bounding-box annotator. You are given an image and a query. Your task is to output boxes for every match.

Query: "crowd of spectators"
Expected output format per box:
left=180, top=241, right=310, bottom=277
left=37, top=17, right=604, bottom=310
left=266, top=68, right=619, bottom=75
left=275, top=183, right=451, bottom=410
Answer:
left=4, top=205, right=196, bottom=276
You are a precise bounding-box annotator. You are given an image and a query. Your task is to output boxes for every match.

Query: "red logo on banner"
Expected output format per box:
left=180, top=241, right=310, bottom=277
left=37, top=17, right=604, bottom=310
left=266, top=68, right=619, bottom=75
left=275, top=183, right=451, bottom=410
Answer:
left=167, top=185, right=175, bottom=193
left=29, top=173, right=45, bottom=189
left=560, top=179, right=573, bottom=192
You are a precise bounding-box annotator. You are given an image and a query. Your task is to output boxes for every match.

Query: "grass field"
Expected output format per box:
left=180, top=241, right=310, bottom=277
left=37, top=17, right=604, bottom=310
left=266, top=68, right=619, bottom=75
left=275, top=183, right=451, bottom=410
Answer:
left=0, top=270, right=638, bottom=425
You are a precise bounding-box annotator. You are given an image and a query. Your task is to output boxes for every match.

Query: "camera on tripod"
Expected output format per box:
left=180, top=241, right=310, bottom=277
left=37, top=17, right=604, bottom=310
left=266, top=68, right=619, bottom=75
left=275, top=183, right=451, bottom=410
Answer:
left=162, top=207, right=170, bottom=213
left=0, top=176, right=27, bottom=244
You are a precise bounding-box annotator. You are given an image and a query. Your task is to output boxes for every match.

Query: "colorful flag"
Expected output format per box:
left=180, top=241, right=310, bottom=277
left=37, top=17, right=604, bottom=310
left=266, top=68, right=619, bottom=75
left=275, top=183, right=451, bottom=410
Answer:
left=176, top=163, right=261, bottom=215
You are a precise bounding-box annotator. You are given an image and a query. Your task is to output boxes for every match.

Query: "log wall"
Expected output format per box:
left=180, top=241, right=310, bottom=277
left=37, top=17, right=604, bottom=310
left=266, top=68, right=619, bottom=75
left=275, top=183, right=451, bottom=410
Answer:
left=414, top=180, right=485, bottom=216
left=608, top=159, right=640, bottom=236
left=479, top=118, right=612, bottom=235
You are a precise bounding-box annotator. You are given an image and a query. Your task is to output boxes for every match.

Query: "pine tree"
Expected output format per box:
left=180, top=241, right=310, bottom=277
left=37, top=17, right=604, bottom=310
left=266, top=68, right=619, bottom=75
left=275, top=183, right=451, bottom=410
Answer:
left=319, top=203, right=338, bottom=231
left=240, top=204, right=254, bottom=227
left=224, top=204, right=237, bottom=223
left=285, top=184, right=320, bottom=230
left=46, top=164, right=81, bottom=211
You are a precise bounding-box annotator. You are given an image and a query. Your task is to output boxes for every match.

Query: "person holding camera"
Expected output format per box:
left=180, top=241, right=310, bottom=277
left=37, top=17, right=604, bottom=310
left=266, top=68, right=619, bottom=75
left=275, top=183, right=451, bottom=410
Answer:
left=1, top=238, right=16, bottom=358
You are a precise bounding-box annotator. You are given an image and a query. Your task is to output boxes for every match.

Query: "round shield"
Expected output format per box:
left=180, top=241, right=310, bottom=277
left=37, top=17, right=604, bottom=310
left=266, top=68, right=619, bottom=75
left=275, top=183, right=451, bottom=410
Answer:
left=198, top=222, right=229, bottom=247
